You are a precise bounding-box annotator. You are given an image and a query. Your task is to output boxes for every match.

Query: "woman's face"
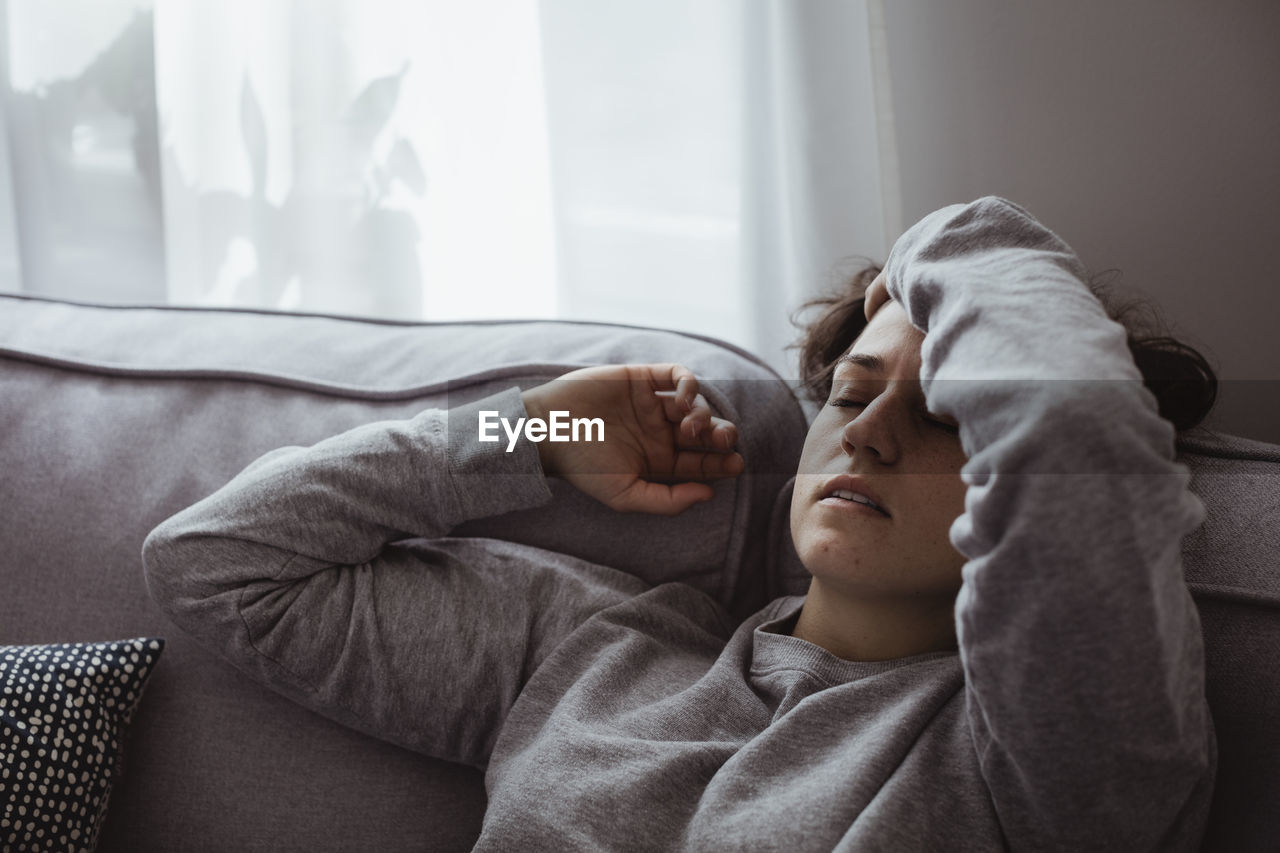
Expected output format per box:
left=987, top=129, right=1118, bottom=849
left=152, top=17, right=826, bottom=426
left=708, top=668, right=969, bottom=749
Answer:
left=790, top=300, right=969, bottom=599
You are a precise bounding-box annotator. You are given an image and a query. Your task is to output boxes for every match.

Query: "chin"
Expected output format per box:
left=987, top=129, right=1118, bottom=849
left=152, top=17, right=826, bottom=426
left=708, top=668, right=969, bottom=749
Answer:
left=793, top=531, right=873, bottom=582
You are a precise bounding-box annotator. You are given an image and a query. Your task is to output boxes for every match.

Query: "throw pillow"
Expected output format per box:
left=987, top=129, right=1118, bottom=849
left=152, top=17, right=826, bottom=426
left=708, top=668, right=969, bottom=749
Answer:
left=1, top=637, right=164, bottom=852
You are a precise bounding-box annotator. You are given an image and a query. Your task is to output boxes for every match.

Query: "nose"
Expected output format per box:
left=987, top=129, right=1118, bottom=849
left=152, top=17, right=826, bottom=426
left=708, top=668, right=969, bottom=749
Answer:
left=840, top=394, right=902, bottom=465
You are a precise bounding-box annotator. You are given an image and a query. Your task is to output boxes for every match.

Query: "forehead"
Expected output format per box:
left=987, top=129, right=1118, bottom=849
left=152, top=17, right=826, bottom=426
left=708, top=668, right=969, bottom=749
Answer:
left=834, top=302, right=924, bottom=378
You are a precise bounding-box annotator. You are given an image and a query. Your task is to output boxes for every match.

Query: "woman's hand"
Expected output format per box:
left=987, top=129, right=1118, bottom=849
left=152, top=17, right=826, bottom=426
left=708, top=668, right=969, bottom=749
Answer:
left=521, top=363, right=744, bottom=516
left=864, top=271, right=891, bottom=320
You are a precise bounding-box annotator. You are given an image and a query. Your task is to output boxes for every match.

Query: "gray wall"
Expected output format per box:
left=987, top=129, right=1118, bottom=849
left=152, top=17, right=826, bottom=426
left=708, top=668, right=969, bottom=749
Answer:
left=880, top=1, right=1280, bottom=443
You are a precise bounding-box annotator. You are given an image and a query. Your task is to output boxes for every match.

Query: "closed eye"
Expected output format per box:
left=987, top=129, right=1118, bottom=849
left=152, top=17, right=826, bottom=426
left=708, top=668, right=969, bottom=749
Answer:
left=833, top=399, right=958, bottom=433
left=923, top=414, right=960, bottom=434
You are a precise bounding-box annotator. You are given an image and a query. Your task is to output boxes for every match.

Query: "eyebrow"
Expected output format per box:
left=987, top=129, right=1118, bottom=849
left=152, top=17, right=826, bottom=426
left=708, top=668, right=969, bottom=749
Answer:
left=834, top=353, right=886, bottom=374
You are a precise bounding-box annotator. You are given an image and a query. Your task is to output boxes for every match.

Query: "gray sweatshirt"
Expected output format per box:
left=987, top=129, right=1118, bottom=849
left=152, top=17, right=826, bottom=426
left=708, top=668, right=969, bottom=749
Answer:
left=143, top=197, right=1215, bottom=851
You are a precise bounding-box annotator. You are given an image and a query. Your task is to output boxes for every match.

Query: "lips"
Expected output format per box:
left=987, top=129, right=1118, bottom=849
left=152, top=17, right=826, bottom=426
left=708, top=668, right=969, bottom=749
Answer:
left=819, top=475, right=890, bottom=517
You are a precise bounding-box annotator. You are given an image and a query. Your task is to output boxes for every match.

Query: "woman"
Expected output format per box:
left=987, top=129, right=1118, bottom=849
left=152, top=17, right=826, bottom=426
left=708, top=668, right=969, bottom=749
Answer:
left=143, top=197, right=1216, bottom=850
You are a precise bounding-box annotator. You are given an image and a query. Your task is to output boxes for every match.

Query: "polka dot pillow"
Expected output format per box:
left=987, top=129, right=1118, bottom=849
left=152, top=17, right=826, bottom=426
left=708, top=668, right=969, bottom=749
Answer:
left=1, top=637, right=164, bottom=852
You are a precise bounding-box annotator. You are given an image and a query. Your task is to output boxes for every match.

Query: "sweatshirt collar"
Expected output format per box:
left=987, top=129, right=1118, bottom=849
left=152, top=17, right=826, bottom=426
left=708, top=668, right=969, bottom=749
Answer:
left=751, top=596, right=959, bottom=687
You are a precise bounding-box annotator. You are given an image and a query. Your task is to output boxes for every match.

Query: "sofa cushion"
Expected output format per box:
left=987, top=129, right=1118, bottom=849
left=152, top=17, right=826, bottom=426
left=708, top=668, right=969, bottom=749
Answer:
left=1, top=637, right=164, bottom=851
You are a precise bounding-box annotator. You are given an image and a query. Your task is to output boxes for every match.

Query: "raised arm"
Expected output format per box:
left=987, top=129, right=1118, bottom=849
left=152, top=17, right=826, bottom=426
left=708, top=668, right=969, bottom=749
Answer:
left=143, top=363, right=744, bottom=768
left=141, top=387, right=651, bottom=768
left=882, top=198, right=1214, bottom=849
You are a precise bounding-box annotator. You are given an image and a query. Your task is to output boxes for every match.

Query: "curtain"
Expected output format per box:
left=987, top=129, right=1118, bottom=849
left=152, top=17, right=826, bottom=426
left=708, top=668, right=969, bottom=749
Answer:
left=0, top=0, right=896, bottom=381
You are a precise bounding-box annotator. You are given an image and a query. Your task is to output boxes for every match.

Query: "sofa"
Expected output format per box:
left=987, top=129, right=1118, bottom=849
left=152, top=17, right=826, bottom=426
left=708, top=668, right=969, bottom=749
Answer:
left=1, top=291, right=1276, bottom=852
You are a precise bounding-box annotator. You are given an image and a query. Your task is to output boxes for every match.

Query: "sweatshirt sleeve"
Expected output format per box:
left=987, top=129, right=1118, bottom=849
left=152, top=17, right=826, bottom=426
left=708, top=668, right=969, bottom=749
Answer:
left=882, top=198, right=1214, bottom=850
left=142, top=386, right=648, bottom=769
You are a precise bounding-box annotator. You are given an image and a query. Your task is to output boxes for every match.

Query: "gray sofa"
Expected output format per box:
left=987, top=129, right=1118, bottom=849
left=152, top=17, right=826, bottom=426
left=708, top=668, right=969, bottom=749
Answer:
left=1, top=292, right=1276, bottom=851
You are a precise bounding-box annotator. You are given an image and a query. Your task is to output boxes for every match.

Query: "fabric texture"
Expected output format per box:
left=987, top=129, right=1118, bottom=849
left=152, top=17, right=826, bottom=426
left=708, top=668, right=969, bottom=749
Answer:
left=144, top=197, right=1218, bottom=850
left=1, top=638, right=164, bottom=852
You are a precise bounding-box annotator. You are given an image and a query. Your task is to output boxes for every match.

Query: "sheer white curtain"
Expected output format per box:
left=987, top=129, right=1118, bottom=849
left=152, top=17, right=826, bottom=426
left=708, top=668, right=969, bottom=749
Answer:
left=0, top=0, right=897, bottom=379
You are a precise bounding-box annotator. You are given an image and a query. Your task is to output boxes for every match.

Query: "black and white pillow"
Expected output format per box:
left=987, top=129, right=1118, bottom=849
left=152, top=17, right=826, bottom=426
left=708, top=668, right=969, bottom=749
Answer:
left=1, top=638, right=164, bottom=852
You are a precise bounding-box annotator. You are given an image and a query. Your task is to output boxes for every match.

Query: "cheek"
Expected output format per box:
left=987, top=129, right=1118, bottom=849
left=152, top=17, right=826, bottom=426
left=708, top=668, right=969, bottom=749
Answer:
left=922, top=475, right=969, bottom=552
left=898, top=468, right=966, bottom=532
left=920, top=441, right=968, bottom=509
left=795, top=415, right=842, bottom=476
left=788, top=490, right=803, bottom=542
left=788, top=475, right=819, bottom=543
left=941, top=471, right=968, bottom=513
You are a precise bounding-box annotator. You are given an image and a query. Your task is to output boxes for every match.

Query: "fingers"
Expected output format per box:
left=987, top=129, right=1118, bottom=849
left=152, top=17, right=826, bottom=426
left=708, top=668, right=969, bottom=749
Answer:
left=669, top=448, right=744, bottom=481
left=864, top=272, right=890, bottom=320
left=635, top=361, right=745, bottom=472
left=645, top=368, right=738, bottom=452
left=612, top=480, right=716, bottom=517
left=656, top=389, right=699, bottom=424
left=679, top=413, right=738, bottom=451
left=656, top=391, right=737, bottom=450
left=644, top=363, right=700, bottom=412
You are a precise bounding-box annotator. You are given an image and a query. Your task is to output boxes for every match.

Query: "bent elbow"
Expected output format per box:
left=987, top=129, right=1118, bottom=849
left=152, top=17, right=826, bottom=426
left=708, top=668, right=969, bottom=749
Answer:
left=141, top=519, right=187, bottom=618
left=141, top=518, right=248, bottom=645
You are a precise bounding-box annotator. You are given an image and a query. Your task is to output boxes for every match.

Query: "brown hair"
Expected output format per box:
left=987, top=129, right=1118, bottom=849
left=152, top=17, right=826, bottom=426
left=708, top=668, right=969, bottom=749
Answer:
left=787, top=262, right=1218, bottom=432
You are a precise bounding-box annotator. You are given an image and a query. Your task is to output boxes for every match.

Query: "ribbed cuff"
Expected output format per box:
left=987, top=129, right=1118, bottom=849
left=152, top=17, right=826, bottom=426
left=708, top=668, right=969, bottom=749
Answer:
left=444, top=386, right=555, bottom=524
